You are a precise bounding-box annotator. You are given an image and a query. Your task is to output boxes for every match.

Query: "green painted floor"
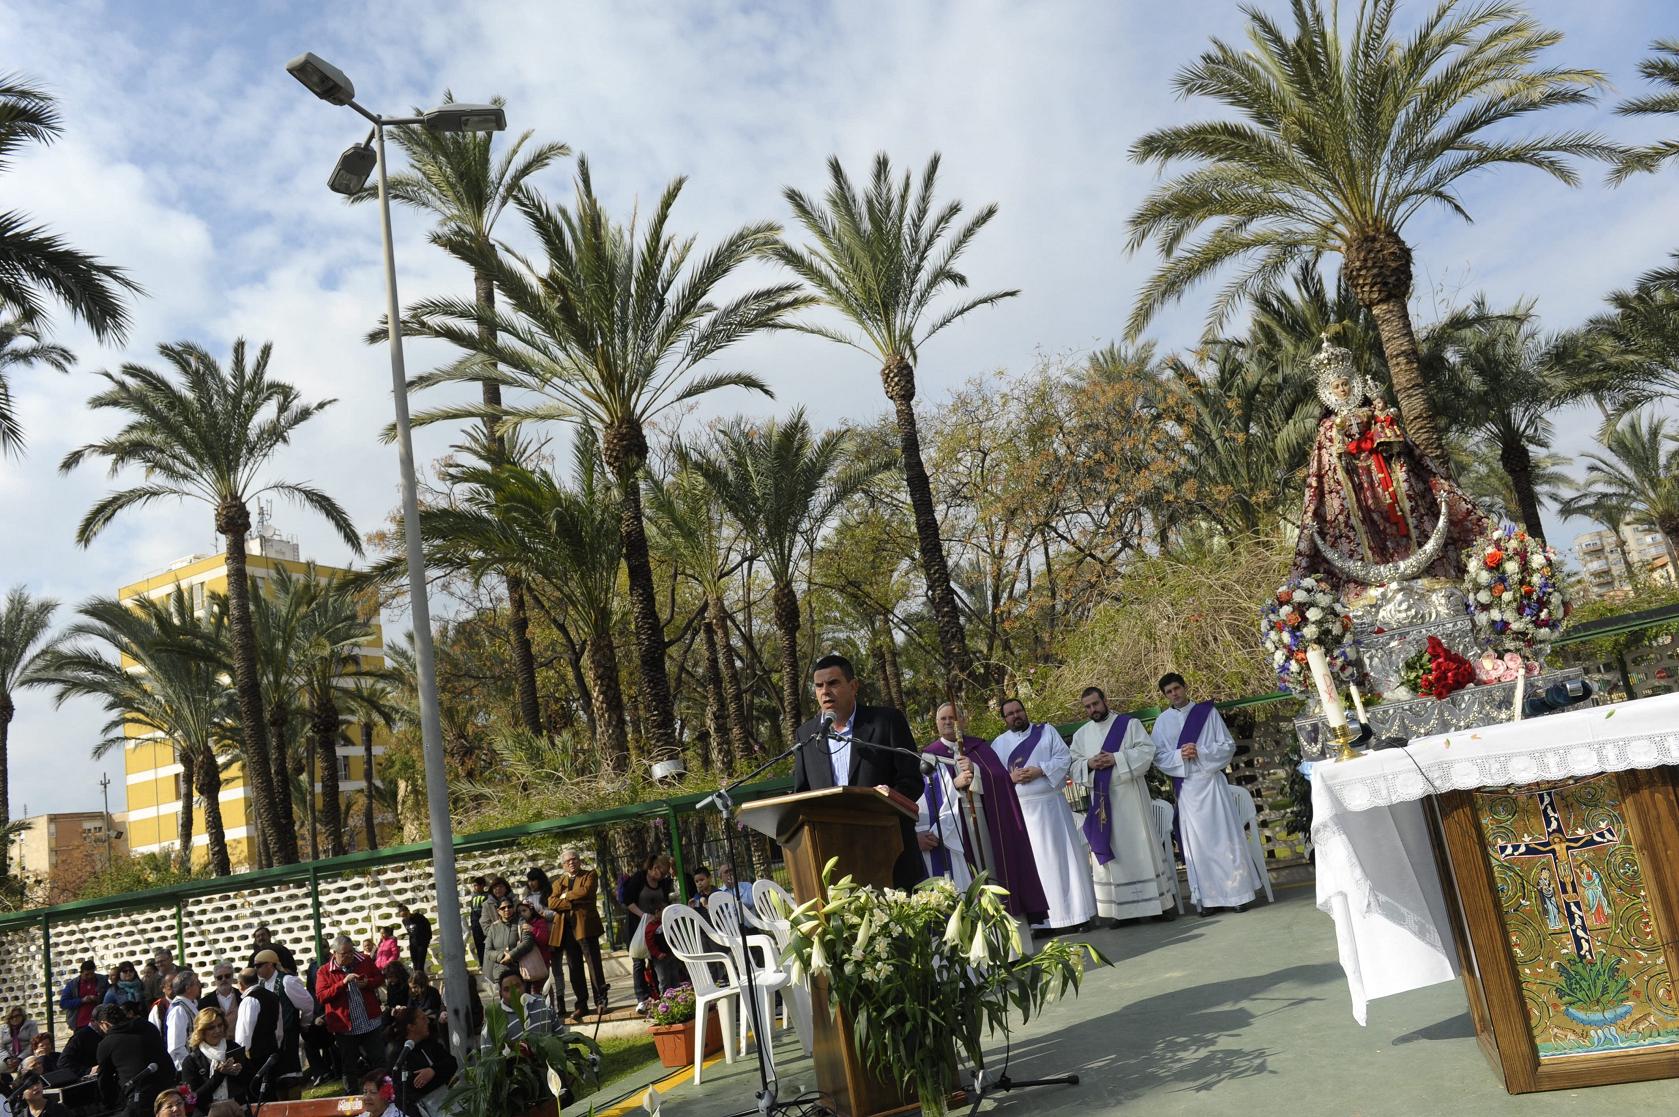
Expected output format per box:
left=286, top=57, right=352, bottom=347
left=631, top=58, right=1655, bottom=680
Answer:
left=626, top=884, right=1679, bottom=1117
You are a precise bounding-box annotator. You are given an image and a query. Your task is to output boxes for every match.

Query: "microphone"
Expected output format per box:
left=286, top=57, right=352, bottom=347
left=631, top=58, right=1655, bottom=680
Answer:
left=818, top=711, right=835, bottom=737
left=121, top=1062, right=158, bottom=1095
left=256, top=1052, right=279, bottom=1081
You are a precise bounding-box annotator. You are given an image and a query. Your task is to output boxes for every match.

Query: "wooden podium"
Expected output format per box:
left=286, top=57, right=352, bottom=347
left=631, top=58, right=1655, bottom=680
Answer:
left=739, top=786, right=919, bottom=1117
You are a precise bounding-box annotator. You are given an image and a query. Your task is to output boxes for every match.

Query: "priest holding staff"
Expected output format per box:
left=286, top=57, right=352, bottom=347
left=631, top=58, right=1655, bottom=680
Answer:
left=1069, top=686, right=1176, bottom=922
left=1150, top=673, right=1261, bottom=915
left=991, top=697, right=1097, bottom=934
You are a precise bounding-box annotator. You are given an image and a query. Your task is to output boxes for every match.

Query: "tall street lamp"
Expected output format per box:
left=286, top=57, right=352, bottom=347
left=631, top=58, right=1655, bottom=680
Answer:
left=286, top=51, right=504, bottom=1063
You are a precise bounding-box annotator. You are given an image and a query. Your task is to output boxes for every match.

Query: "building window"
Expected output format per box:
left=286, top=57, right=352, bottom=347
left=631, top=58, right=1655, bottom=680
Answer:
left=338, top=757, right=351, bottom=782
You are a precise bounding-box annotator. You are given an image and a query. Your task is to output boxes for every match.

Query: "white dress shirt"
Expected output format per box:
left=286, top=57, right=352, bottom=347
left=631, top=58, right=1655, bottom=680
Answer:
left=165, top=996, right=197, bottom=1068
left=827, top=704, right=856, bottom=786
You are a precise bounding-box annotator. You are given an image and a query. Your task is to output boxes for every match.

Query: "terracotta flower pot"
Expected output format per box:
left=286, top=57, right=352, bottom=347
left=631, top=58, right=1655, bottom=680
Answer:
left=650, top=1006, right=723, bottom=1066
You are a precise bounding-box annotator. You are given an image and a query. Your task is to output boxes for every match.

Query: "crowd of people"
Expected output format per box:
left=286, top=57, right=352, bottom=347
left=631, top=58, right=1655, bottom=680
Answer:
left=917, top=671, right=1266, bottom=929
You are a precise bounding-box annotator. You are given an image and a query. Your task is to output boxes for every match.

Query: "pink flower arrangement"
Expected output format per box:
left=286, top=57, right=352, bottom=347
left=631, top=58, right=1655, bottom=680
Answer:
left=1475, top=650, right=1539, bottom=685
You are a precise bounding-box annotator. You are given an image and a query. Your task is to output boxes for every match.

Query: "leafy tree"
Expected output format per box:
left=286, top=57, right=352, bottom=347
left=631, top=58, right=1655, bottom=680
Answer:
left=0, top=586, right=56, bottom=835
left=1125, top=0, right=1610, bottom=469
left=0, top=75, right=140, bottom=342
left=695, top=410, right=888, bottom=744
left=356, top=92, right=569, bottom=734
left=61, top=339, right=360, bottom=865
left=772, top=153, right=1017, bottom=692
left=38, top=590, right=235, bottom=875
left=398, top=160, right=805, bottom=768
left=0, top=311, right=72, bottom=457
left=1610, top=39, right=1679, bottom=182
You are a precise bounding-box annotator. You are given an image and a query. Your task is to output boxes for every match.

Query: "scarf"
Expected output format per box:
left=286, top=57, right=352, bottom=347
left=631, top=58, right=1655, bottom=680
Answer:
left=1080, top=714, right=1136, bottom=865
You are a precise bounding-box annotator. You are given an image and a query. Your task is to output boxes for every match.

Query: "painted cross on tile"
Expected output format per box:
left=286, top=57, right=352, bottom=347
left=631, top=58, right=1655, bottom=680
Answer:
left=1494, top=789, right=1618, bottom=960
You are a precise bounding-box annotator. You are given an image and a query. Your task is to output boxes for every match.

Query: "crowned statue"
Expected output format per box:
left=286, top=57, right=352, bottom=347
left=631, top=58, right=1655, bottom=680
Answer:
left=1290, top=336, right=1489, bottom=597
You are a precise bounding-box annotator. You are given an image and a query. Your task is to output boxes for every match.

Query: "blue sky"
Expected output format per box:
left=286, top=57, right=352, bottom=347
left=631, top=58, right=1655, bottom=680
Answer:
left=0, top=0, right=1674, bottom=816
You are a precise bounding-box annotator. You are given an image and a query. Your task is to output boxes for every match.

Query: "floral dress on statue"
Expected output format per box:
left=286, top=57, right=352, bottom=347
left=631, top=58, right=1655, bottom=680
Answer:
left=1289, top=337, right=1489, bottom=596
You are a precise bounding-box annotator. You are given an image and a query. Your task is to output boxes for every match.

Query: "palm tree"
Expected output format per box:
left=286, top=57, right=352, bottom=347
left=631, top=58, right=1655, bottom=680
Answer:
left=772, top=154, right=1015, bottom=691
left=1565, top=412, right=1679, bottom=570
left=238, top=568, right=313, bottom=868
left=0, top=75, right=140, bottom=343
left=399, top=160, right=806, bottom=767
left=410, top=430, right=631, bottom=772
left=291, top=569, right=383, bottom=858
left=1125, top=0, right=1610, bottom=470
left=695, top=410, right=888, bottom=744
left=60, top=339, right=360, bottom=865
left=646, top=463, right=753, bottom=768
left=1610, top=39, right=1679, bottom=183
left=0, top=311, right=73, bottom=457
left=37, top=590, right=235, bottom=875
left=1427, top=300, right=1578, bottom=542
left=343, top=676, right=401, bottom=851
left=355, top=93, right=568, bottom=735
left=0, top=587, right=56, bottom=834
left=1452, top=440, right=1570, bottom=526
left=1556, top=490, right=1641, bottom=584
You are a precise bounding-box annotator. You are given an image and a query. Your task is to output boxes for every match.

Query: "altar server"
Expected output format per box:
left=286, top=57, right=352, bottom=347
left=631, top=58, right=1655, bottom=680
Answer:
left=1070, top=687, right=1176, bottom=921
left=1150, top=673, right=1260, bottom=915
left=916, top=744, right=972, bottom=889
left=943, top=705, right=1050, bottom=923
left=991, top=698, right=1097, bottom=933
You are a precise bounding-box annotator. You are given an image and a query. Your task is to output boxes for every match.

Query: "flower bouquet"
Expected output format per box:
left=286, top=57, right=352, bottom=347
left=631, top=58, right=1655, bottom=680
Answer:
left=783, top=862, right=1102, bottom=1117
left=1259, top=574, right=1358, bottom=694
left=1474, top=650, right=1540, bottom=686
left=1399, top=636, right=1476, bottom=700
left=1463, top=524, right=1568, bottom=657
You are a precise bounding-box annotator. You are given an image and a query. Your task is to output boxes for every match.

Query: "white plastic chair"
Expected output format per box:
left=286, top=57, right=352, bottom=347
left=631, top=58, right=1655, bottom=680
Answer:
left=659, top=903, right=741, bottom=1085
left=706, top=891, right=806, bottom=1061
left=1227, top=785, right=1275, bottom=903
left=750, top=879, right=812, bottom=1055
left=1150, top=799, right=1183, bottom=913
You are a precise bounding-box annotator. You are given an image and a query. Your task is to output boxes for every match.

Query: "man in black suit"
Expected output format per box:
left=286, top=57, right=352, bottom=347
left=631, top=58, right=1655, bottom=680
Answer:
left=792, top=653, right=927, bottom=889
left=94, top=1004, right=175, bottom=1117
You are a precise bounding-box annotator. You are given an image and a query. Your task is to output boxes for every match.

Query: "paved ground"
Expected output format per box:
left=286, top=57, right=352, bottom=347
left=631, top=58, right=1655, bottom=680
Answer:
left=586, top=883, right=1679, bottom=1117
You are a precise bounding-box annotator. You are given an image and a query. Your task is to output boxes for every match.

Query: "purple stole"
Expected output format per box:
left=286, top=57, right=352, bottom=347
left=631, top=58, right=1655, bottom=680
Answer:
left=921, top=740, right=964, bottom=877
left=1007, top=723, right=1047, bottom=770
left=944, top=735, right=1050, bottom=920
left=1080, top=714, right=1136, bottom=866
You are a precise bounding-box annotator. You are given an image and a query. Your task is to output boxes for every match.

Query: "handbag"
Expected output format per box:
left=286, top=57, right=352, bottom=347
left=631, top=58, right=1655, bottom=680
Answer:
left=626, top=912, right=652, bottom=961
left=518, top=949, right=549, bottom=984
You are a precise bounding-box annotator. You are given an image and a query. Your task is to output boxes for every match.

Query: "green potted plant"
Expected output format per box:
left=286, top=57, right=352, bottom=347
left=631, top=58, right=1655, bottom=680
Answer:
left=647, top=982, right=723, bottom=1067
left=783, top=861, right=1102, bottom=1117
left=446, top=1000, right=599, bottom=1117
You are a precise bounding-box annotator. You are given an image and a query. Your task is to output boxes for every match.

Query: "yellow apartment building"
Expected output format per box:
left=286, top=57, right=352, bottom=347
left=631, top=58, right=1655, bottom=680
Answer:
left=118, top=516, right=393, bottom=869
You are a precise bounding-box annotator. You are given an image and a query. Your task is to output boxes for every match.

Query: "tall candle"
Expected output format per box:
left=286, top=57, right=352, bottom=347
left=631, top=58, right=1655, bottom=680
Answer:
left=1349, top=683, right=1368, bottom=724
left=1307, top=646, right=1348, bottom=728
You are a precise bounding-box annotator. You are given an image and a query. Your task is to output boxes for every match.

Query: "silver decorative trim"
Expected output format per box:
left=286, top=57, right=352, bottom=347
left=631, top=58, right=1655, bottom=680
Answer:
left=1313, top=501, right=1450, bottom=586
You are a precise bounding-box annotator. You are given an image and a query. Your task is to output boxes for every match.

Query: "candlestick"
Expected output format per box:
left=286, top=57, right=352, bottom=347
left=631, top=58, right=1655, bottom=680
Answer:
left=1306, top=645, right=1347, bottom=728
left=1349, top=683, right=1368, bottom=724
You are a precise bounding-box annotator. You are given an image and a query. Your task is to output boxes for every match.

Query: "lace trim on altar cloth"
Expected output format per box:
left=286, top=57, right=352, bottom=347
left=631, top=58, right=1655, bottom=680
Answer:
left=1323, top=729, right=1679, bottom=813
left=1311, top=813, right=1447, bottom=954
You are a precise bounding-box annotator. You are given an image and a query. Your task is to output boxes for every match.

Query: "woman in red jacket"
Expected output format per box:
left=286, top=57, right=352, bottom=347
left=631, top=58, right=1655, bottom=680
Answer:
left=516, top=900, right=553, bottom=999
left=313, top=936, right=384, bottom=1096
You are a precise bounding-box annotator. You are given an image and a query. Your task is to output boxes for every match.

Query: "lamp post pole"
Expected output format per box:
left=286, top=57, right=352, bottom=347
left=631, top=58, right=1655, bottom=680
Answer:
left=367, top=116, right=476, bottom=1065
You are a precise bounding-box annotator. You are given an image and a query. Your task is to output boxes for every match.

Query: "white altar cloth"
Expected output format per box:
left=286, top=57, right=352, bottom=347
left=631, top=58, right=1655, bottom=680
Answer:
left=1311, top=689, right=1679, bottom=1024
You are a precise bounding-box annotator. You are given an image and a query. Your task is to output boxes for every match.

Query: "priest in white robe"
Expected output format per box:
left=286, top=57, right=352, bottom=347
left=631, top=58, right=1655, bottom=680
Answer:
left=1150, top=672, right=1262, bottom=914
left=1069, top=686, right=1175, bottom=921
left=916, top=759, right=972, bottom=888
left=992, top=697, right=1097, bottom=931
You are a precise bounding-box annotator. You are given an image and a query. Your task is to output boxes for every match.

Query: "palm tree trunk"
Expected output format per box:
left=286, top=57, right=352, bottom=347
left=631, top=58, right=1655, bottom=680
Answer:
left=771, top=580, right=802, bottom=746
left=195, top=747, right=232, bottom=876
left=305, top=734, right=318, bottom=862
left=884, top=369, right=971, bottom=691
left=699, top=604, right=731, bottom=773
left=608, top=444, right=680, bottom=765
left=216, top=507, right=294, bottom=864
left=1499, top=438, right=1546, bottom=545
left=584, top=630, right=629, bottom=774
left=176, top=747, right=196, bottom=873
left=0, top=699, right=11, bottom=838
left=879, top=631, right=906, bottom=712
left=314, top=702, right=346, bottom=858
left=267, top=707, right=294, bottom=856
left=361, top=722, right=377, bottom=851
left=1366, top=298, right=1452, bottom=474
left=707, top=593, right=753, bottom=760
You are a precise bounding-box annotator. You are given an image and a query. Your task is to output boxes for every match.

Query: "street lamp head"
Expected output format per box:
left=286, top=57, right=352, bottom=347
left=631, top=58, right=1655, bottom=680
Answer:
left=423, top=103, right=507, bottom=133
left=286, top=52, right=356, bottom=106
left=327, top=143, right=376, bottom=195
